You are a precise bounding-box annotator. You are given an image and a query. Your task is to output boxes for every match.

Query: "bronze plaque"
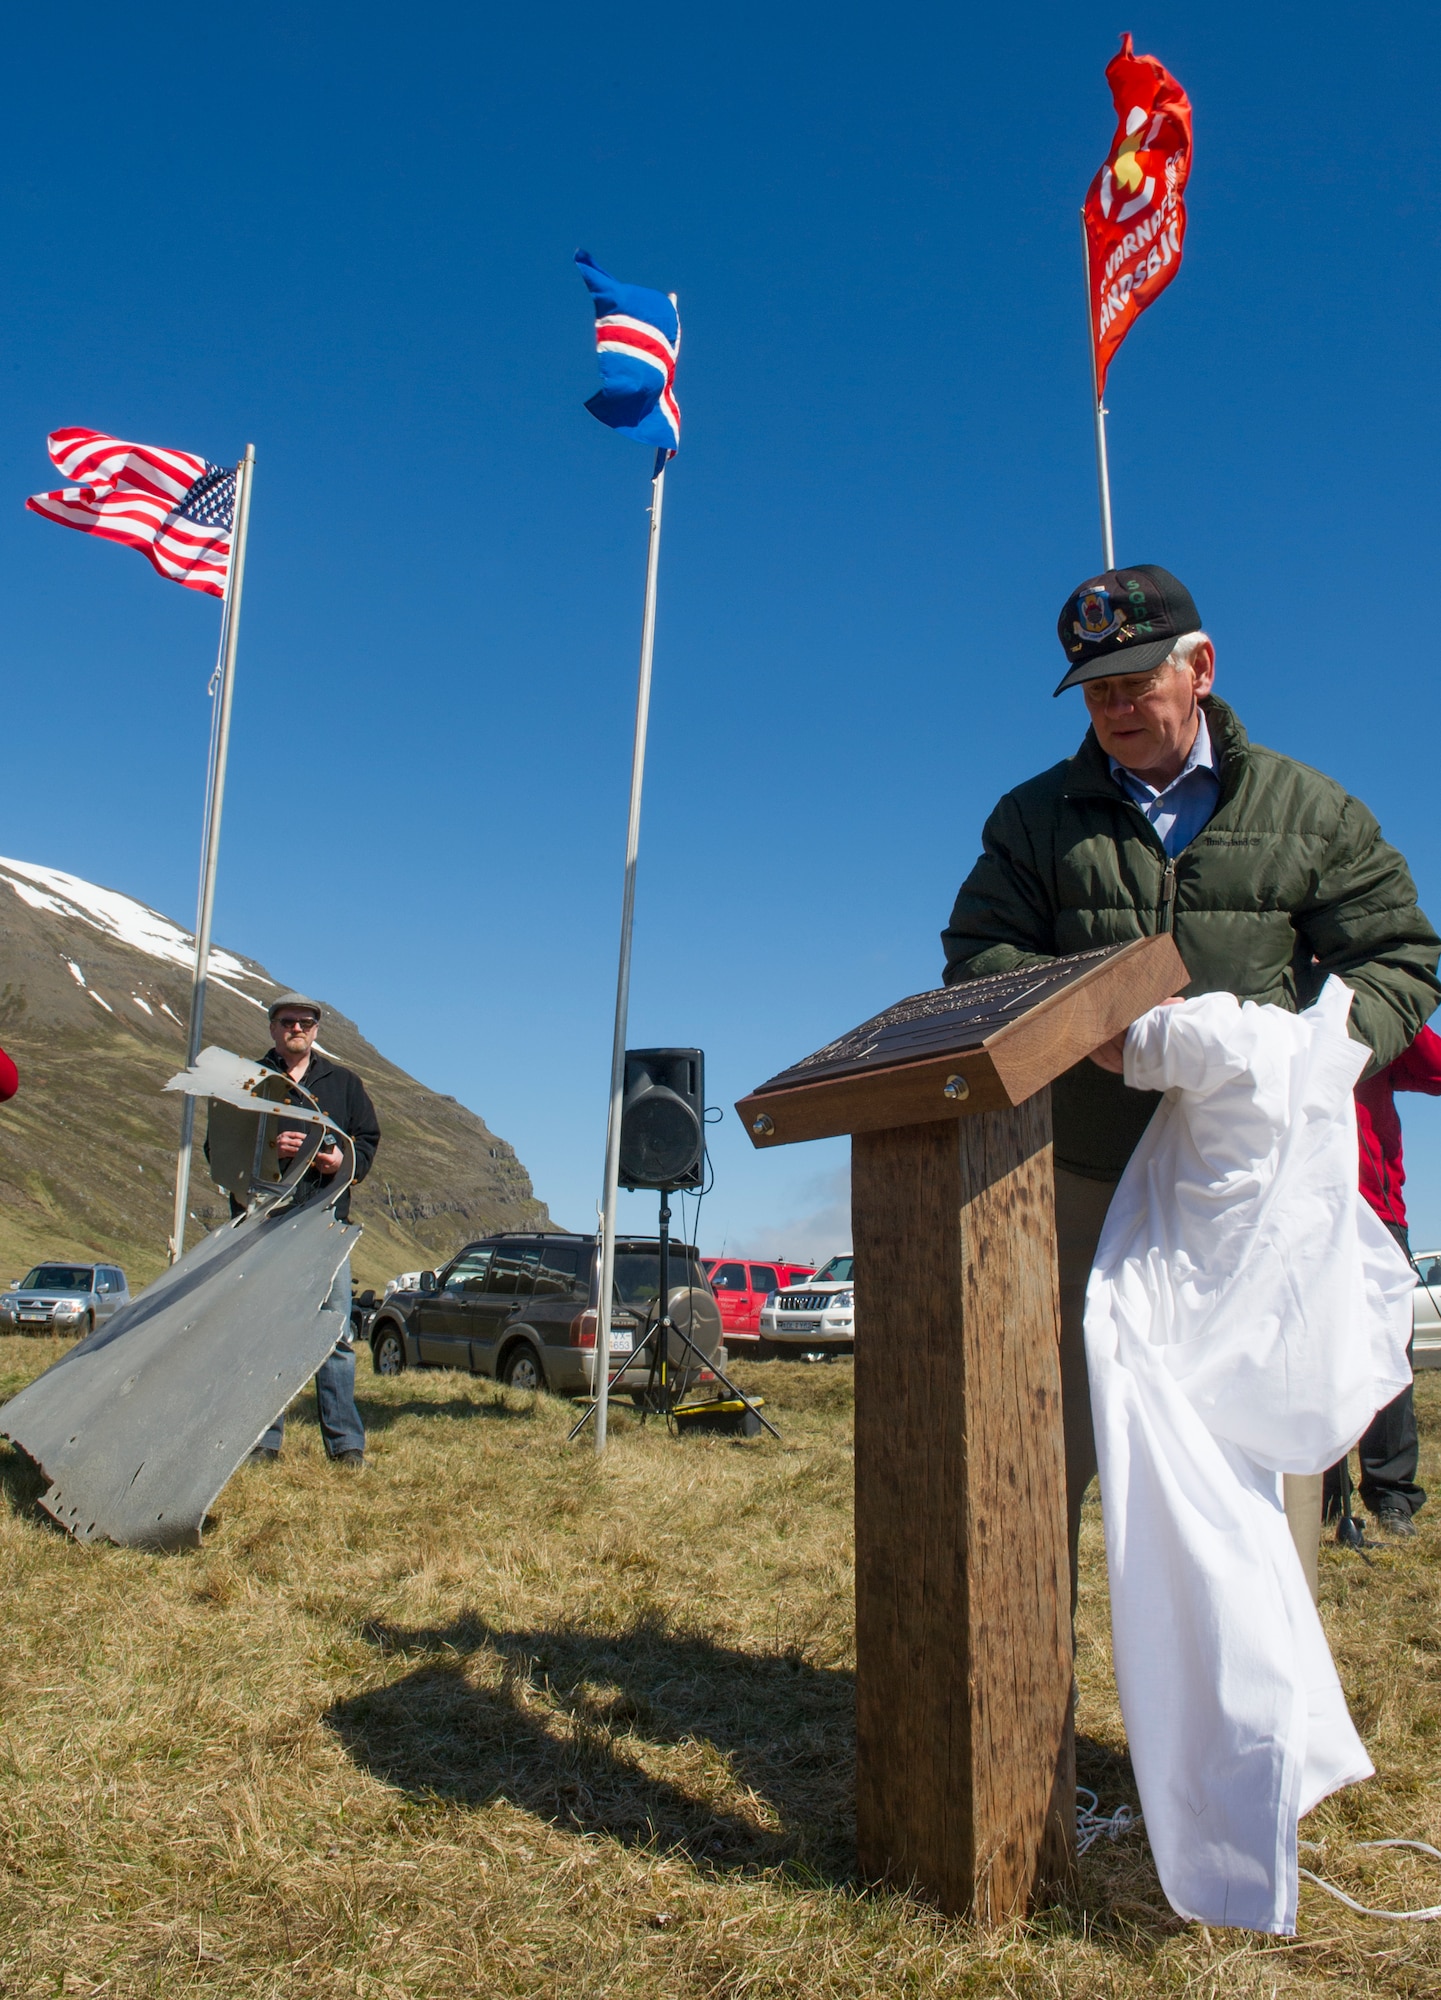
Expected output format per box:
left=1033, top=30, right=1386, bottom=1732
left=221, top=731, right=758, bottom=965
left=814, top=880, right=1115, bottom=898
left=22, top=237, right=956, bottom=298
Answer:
left=751, top=944, right=1141, bottom=1095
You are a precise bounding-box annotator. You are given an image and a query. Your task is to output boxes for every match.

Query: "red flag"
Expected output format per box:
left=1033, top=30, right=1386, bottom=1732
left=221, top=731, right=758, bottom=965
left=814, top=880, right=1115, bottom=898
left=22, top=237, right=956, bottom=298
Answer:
left=1083, top=34, right=1193, bottom=396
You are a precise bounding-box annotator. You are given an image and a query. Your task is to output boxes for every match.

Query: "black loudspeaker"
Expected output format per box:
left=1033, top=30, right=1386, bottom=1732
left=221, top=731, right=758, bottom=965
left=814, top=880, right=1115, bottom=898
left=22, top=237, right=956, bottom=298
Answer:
left=619, top=1047, right=705, bottom=1191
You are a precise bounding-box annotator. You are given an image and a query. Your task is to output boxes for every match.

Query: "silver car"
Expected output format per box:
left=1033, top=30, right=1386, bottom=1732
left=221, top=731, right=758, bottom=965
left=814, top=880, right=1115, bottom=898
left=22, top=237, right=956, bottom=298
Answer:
left=0, top=1262, right=131, bottom=1336
left=1412, top=1251, right=1441, bottom=1369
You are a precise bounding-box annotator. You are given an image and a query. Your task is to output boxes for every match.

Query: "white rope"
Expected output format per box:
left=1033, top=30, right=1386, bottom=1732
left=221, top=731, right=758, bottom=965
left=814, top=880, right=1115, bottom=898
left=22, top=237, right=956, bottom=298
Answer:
left=1299, top=1839, right=1441, bottom=1921
left=1076, top=1786, right=1142, bottom=1857
left=1073, top=1802, right=1441, bottom=1922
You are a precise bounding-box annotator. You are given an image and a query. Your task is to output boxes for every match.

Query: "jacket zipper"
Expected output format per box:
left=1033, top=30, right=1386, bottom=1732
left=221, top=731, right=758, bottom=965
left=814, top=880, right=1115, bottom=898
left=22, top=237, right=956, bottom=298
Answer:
left=1159, top=857, right=1177, bottom=933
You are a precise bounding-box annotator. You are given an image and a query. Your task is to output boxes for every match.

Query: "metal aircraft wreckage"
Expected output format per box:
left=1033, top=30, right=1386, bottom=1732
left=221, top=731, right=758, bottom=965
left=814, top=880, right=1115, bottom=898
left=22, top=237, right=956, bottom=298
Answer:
left=1, top=1048, right=360, bottom=1550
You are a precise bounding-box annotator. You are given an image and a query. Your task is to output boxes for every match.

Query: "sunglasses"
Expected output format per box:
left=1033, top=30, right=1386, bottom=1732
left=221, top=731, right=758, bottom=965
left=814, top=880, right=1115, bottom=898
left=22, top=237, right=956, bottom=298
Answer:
left=273, top=1016, right=319, bottom=1032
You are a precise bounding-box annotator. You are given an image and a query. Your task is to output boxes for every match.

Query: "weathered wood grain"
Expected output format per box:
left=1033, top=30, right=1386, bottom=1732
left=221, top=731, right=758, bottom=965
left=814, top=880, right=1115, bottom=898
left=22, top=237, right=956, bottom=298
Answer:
left=852, top=1100, right=1075, bottom=1921
left=984, top=933, right=1186, bottom=1105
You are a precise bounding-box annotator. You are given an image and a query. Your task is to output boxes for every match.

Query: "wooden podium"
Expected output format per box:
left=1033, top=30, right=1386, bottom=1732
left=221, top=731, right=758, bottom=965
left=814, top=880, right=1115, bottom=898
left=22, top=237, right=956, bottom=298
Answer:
left=736, top=935, right=1186, bottom=1922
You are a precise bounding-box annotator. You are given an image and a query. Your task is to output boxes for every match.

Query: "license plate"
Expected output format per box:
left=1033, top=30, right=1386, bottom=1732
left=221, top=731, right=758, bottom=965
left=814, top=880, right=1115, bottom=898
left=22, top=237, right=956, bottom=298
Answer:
left=609, top=1329, right=634, bottom=1355
left=19, top=1312, right=48, bottom=1323
left=782, top=1318, right=821, bottom=1333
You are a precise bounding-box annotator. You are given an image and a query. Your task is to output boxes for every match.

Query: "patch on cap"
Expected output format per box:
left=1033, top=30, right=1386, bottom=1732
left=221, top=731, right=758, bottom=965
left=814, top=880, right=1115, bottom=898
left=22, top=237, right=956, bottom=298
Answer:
left=1054, top=564, right=1202, bottom=696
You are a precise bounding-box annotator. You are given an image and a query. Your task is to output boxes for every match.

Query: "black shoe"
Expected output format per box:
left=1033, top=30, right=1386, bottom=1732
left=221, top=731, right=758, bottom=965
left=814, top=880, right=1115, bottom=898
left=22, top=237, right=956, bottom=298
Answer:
left=1371, top=1504, right=1416, bottom=1539
left=248, top=1446, right=280, bottom=1464
left=333, top=1449, right=365, bottom=1468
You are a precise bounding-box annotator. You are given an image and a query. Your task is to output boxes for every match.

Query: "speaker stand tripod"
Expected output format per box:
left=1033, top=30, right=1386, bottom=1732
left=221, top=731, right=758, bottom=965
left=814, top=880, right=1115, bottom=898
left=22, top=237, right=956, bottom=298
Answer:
left=568, top=1193, right=781, bottom=1442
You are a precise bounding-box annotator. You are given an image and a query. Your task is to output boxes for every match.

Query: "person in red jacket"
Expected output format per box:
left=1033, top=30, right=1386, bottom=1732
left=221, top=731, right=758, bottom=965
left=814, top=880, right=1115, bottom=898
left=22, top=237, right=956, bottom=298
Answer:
left=0, top=1045, right=16, bottom=1101
left=1325, top=1023, right=1441, bottom=1536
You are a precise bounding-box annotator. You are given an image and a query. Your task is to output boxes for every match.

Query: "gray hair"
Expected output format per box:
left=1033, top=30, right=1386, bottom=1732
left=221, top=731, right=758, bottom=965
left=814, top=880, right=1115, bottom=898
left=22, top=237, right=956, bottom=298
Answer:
left=1167, top=631, right=1211, bottom=671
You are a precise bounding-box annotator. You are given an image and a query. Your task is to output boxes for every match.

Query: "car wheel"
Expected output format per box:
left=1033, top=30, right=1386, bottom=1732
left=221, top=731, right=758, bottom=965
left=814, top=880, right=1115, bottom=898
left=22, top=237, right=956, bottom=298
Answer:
left=372, top=1326, right=407, bottom=1376
left=502, top=1345, right=546, bottom=1392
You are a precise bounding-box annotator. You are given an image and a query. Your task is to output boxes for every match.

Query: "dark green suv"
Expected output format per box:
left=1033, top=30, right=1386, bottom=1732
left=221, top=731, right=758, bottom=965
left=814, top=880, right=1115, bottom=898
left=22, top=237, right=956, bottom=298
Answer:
left=367, top=1232, right=724, bottom=1396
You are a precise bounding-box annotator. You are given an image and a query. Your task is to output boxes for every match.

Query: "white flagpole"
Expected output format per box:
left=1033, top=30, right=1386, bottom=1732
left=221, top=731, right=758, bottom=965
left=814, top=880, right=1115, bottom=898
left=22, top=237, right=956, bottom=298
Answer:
left=593, top=443, right=669, bottom=1452
left=1080, top=209, right=1116, bottom=570
left=168, top=444, right=257, bottom=1263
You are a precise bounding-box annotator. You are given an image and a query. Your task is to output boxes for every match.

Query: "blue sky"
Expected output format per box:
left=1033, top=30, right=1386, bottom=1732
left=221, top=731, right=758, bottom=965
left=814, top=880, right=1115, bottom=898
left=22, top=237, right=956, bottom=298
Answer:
left=4, top=3, right=1441, bottom=1258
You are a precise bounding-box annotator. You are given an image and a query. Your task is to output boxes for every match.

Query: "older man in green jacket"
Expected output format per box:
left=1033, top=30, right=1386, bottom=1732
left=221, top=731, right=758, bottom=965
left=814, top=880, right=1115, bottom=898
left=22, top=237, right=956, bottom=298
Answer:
left=942, top=564, right=1440, bottom=1588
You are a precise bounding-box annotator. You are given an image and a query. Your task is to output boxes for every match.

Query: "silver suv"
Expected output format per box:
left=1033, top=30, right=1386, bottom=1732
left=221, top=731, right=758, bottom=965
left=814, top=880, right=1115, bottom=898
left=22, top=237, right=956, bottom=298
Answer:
left=0, top=1262, right=131, bottom=1336
left=759, top=1254, right=855, bottom=1356
left=1412, top=1251, right=1441, bottom=1368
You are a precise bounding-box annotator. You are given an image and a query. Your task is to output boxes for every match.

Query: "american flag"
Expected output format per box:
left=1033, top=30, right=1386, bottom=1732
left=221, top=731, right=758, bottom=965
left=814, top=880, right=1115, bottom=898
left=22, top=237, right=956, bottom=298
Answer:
left=575, top=251, right=681, bottom=454
left=27, top=429, right=236, bottom=597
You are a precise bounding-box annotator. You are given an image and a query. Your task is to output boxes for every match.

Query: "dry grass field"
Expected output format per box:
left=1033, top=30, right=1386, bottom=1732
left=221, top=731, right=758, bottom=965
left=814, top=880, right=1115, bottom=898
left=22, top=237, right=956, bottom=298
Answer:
left=4, top=1341, right=1441, bottom=1998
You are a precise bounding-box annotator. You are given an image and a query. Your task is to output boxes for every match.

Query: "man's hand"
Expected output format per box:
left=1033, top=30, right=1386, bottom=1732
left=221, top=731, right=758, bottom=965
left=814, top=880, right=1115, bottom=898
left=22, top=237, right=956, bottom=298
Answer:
left=1088, top=996, right=1185, bottom=1074
left=276, top=1128, right=344, bottom=1175
left=1088, top=1030, right=1129, bottom=1074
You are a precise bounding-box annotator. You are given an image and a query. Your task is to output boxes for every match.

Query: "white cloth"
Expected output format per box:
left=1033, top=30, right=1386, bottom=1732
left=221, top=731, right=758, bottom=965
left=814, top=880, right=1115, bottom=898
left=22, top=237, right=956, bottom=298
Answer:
left=1084, top=979, right=1414, bottom=1933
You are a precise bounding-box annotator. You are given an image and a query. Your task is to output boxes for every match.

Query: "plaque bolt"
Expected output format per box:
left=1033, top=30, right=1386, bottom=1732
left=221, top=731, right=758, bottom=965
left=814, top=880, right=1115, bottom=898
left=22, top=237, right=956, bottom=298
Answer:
left=943, top=1074, right=970, bottom=1101
left=752, top=1112, right=775, bottom=1136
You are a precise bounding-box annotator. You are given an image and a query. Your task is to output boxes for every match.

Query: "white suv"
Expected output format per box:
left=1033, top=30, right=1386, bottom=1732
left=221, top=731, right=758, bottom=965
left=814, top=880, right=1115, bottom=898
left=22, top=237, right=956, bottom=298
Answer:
left=759, top=1254, right=854, bottom=1356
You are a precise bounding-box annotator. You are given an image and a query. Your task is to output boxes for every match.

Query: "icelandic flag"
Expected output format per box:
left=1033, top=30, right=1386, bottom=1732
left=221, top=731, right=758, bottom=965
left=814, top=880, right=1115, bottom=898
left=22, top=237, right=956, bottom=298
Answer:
left=575, top=250, right=680, bottom=454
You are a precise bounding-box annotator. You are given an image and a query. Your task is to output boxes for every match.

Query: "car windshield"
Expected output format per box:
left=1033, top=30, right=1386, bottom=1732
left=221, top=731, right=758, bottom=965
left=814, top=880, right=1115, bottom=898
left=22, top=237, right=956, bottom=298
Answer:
left=812, top=1256, right=853, bottom=1283
left=21, top=1266, right=94, bottom=1292
left=613, top=1250, right=707, bottom=1306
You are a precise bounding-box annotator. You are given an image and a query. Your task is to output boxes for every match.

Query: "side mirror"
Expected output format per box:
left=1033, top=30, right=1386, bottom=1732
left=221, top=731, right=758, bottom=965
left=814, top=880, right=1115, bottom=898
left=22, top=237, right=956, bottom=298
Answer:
left=419, top=1270, right=439, bottom=1295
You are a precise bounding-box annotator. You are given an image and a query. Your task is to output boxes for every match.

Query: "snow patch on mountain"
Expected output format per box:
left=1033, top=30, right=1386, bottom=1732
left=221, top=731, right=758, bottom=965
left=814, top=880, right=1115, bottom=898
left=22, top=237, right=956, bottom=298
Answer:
left=0, top=857, right=274, bottom=1000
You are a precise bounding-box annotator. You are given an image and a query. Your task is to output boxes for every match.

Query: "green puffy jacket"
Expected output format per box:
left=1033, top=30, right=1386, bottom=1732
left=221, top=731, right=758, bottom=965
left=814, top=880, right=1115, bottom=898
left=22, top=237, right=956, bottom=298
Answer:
left=941, top=696, right=1441, bottom=1180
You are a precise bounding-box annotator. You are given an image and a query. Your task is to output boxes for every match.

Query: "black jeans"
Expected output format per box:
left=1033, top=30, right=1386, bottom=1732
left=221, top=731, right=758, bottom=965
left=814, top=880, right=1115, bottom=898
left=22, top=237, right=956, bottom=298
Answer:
left=1323, top=1220, right=1426, bottom=1519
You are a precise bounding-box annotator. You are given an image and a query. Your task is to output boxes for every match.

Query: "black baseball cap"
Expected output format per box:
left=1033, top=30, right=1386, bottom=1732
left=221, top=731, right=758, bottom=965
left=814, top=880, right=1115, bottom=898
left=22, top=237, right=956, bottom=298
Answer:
left=1054, top=564, right=1202, bottom=696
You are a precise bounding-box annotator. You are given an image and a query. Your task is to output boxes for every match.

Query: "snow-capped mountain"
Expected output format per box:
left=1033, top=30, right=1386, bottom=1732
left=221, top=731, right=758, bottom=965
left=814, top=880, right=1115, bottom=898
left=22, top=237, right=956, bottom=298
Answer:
left=0, top=858, right=550, bottom=1288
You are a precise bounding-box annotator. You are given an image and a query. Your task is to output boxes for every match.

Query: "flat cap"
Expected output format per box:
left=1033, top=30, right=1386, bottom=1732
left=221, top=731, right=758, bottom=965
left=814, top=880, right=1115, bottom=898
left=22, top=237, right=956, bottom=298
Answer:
left=267, top=990, right=324, bottom=1021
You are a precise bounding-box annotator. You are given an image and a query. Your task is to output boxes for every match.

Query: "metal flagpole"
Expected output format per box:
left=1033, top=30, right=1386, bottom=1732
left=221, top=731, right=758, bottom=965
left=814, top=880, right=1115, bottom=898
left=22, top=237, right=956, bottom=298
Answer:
left=593, top=444, right=669, bottom=1452
left=168, top=444, right=257, bottom=1263
left=1080, top=209, right=1115, bottom=570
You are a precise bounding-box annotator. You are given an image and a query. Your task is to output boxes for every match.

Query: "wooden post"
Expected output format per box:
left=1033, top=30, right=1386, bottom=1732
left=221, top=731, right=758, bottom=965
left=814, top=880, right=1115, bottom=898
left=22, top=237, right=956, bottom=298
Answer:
left=735, top=936, right=1187, bottom=1925
left=852, top=1098, right=1074, bottom=1919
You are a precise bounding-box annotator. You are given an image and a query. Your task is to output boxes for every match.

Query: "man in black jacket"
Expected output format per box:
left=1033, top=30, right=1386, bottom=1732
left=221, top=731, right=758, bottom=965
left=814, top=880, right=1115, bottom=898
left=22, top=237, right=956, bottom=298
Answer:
left=252, top=991, right=381, bottom=1466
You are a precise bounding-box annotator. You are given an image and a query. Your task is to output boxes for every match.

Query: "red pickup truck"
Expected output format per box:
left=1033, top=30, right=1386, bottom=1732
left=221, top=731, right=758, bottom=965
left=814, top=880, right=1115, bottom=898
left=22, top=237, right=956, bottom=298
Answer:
left=702, top=1258, right=815, bottom=1348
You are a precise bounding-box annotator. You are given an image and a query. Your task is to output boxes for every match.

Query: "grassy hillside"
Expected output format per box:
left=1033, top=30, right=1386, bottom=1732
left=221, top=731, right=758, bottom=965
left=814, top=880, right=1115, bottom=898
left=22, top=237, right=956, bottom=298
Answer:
left=2, top=1347, right=1440, bottom=1995
left=0, top=861, right=553, bottom=1291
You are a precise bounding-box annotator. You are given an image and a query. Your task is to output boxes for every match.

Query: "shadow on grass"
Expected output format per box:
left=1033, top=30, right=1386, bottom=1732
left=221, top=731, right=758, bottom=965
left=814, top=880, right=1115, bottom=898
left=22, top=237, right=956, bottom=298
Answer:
left=0, top=1439, right=57, bottom=1526
left=327, top=1615, right=855, bottom=1879
left=354, top=1393, right=538, bottom=1432
left=1075, top=1733, right=1138, bottom=1809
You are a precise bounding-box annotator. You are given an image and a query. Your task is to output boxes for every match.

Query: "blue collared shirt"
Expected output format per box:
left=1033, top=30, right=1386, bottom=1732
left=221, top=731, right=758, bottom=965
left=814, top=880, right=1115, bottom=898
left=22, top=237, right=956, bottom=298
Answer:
left=1107, top=710, right=1221, bottom=857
